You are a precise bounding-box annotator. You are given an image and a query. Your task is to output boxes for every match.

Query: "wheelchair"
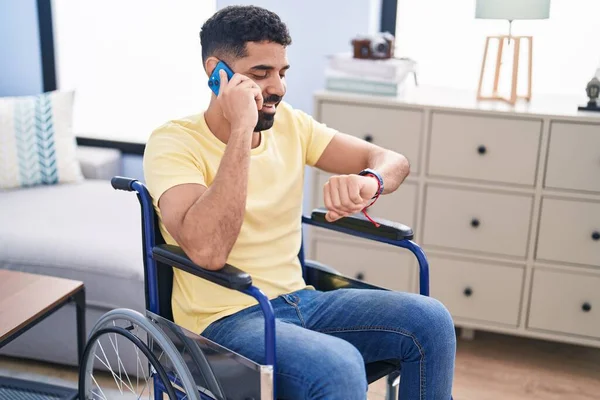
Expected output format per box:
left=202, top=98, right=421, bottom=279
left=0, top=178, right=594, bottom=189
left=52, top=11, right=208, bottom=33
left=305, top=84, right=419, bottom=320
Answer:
left=77, top=176, right=432, bottom=400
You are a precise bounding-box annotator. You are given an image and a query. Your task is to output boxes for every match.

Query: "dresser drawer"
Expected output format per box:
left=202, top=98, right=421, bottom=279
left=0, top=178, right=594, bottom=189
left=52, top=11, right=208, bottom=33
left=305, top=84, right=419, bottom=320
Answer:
left=319, top=102, right=422, bottom=172
left=545, top=122, right=600, bottom=193
left=313, top=172, right=418, bottom=230
left=536, top=198, right=600, bottom=266
left=429, top=256, right=524, bottom=326
left=312, top=237, right=414, bottom=293
left=528, top=269, right=600, bottom=339
left=423, top=185, right=533, bottom=257
left=428, top=112, right=541, bottom=185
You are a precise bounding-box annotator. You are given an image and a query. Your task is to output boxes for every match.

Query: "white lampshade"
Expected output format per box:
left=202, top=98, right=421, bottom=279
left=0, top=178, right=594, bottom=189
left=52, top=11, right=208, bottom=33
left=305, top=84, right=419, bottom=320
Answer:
left=475, top=0, right=551, bottom=20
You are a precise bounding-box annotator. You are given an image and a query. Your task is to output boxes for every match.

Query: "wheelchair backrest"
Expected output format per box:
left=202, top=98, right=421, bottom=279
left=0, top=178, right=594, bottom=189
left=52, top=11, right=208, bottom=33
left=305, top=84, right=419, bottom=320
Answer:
left=132, top=181, right=175, bottom=322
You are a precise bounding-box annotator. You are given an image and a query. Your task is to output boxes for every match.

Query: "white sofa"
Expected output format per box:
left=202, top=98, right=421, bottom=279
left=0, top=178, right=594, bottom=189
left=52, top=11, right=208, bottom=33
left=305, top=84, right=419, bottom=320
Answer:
left=0, top=146, right=147, bottom=369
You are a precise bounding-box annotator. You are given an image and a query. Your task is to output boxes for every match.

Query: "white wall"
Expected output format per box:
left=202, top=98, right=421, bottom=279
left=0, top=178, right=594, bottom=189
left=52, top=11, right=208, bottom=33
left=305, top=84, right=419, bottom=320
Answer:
left=52, top=0, right=216, bottom=143
left=395, top=0, right=600, bottom=96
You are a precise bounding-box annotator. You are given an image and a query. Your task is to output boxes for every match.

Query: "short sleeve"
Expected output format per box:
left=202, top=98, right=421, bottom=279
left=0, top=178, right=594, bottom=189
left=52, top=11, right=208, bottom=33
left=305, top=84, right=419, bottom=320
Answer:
left=293, top=108, right=337, bottom=167
left=143, top=124, right=207, bottom=207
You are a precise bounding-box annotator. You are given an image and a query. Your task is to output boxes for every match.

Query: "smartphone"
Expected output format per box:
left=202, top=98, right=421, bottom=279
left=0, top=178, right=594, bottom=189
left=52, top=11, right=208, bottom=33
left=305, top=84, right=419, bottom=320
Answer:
left=208, top=61, right=235, bottom=96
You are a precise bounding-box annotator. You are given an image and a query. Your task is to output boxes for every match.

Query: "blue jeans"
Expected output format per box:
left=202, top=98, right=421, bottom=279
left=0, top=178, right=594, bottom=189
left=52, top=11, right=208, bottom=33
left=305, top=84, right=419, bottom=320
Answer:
left=202, top=288, right=456, bottom=399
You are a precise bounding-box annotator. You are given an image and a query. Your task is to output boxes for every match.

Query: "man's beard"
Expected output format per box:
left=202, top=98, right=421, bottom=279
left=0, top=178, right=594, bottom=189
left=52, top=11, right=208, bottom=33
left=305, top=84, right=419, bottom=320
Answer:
left=254, top=112, right=275, bottom=132
left=254, top=94, right=282, bottom=132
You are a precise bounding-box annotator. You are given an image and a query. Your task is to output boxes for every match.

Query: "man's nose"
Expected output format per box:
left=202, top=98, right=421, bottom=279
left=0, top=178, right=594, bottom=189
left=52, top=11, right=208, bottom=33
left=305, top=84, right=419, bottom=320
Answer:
left=266, top=76, right=285, bottom=98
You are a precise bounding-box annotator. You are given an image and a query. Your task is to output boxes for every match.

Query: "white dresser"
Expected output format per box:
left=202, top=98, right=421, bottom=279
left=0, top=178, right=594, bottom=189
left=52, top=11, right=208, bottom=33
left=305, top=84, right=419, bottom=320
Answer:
left=308, top=86, right=600, bottom=348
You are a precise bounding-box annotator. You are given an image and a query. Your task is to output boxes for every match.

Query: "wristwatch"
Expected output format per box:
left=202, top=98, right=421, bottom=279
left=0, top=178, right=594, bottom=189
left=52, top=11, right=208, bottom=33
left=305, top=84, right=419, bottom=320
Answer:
left=358, top=168, right=384, bottom=198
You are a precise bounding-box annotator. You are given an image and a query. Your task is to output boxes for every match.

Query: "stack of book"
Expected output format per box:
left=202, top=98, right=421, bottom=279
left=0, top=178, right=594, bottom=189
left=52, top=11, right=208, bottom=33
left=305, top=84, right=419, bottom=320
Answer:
left=325, top=53, right=417, bottom=96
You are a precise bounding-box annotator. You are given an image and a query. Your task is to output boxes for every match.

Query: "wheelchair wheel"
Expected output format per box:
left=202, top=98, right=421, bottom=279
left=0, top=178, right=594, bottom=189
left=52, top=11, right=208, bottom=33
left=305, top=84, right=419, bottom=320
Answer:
left=78, top=308, right=201, bottom=400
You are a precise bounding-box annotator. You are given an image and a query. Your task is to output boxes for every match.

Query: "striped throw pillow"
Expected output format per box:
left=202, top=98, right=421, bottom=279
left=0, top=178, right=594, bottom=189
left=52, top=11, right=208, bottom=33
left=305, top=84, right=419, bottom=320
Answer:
left=0, top=90, right=83, bottom=190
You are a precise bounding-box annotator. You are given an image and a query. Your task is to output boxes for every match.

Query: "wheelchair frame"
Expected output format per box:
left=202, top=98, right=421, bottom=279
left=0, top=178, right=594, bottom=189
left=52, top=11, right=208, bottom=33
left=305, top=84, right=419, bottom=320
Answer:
left=79, top=176, right=431, bottom=400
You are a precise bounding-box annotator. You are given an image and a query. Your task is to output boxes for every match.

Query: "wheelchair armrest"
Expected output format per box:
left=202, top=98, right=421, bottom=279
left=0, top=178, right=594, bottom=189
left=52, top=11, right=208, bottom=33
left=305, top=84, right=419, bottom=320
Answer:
left=309, top=207, right=414, bottom=241
left=152, top=244, right=252, bottom=291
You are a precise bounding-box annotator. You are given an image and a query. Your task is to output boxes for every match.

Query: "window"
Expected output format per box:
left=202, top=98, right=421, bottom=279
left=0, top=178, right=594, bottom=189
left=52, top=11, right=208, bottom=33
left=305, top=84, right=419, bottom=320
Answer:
left=52, top=0, right=216, bottom=143
left=395, top=0, right=600, bottom=96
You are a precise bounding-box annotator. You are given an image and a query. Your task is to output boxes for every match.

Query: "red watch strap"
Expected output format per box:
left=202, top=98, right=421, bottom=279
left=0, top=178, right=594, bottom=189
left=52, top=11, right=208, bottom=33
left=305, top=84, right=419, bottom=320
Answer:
left=361, top=173, right=381, bottom=227
left=362, top=209, right=381, bottom=227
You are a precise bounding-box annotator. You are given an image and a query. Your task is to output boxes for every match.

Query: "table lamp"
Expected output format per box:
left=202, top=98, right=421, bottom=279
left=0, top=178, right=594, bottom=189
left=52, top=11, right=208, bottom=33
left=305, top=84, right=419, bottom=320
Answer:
left=475, top=0, right=551, bottom=105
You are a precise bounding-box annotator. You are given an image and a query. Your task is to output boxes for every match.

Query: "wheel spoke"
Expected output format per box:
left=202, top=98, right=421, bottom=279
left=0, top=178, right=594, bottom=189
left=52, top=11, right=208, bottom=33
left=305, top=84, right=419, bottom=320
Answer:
left=95, top=342, right=136, bottom=394
left=135, top=347, right=153, bottom=398
left=91, top=373, right=109, bottom=400
left=96, top=342, right=123, bottom=395
left=80, top=314, right=196, bottom=400
left=135, top=343, right=140, bottom=395
left=108, top=328, right=135, bottom=393
left=135, top=373, right=152, bottom=400
left=111, top=321, right=124, bottom=389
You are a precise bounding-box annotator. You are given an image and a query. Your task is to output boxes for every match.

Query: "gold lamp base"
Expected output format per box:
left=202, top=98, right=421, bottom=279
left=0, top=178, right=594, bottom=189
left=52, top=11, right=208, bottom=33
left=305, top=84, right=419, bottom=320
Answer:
left=477, top=35, right=533, bottom=106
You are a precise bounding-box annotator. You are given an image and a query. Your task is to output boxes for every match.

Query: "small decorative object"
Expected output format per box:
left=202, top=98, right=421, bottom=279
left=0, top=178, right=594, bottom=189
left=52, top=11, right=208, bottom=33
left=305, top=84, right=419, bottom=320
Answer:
left=475, top=0, right=551, bottom=105
left=351, top=32, right=395, bottom=60
left=578, top=74, right=600, bottom=112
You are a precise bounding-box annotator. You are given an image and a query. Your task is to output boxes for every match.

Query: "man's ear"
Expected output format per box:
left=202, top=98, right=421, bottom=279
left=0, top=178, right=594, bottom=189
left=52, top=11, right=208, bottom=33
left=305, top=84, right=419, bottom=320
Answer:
left=204, top=56, right=220, bottom=78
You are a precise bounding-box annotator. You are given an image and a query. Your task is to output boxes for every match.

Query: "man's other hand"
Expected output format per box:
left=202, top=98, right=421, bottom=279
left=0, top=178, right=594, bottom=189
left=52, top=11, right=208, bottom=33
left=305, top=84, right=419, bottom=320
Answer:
left=323, top=174, right=378, bottom=222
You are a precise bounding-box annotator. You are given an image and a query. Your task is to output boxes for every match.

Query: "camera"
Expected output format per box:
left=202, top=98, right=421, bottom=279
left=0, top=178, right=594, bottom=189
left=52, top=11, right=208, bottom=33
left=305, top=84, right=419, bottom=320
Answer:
left=351, top=32, right=395, bottom=60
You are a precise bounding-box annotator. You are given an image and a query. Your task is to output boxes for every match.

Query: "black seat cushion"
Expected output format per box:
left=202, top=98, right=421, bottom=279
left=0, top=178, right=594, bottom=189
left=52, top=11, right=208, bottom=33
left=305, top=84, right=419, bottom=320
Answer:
left=365, top=360, right=400, bottom=384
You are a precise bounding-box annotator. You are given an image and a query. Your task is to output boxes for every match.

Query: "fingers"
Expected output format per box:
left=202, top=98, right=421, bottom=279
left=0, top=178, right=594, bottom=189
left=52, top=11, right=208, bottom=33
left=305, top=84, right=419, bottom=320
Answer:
left=323, top=181, right=333, bottom=213
left=328, top=178, right=342, bottom=212
left=217, top=70, right=228, bottom=98
left=323, top=175, right=367, bottom=221
left=333, top=176, right=365, bottom=212
left=325, top=209, right=344, bottom=222
left=236, top=80, right=263, bottom=110
left=323, top=181, right=346, bottom=222
left=219, top=69, right=229, bottom=85
left=223, top=71, right=245, bottom=86
left=254, top=87, right=264, bottom=110
left=218, top=73, right=263, bottom=109
left=345, top=177, right=364, bottom=207
left=219, top=71, right=251, bottom=92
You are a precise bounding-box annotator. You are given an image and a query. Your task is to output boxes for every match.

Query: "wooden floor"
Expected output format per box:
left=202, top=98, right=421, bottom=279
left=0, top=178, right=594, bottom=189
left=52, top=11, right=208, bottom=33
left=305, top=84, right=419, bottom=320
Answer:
left=369, top=329, right=600, bottom=399
left=450, top=330, right=600, bottom=400
left=1, top=329, right=599, bottom=399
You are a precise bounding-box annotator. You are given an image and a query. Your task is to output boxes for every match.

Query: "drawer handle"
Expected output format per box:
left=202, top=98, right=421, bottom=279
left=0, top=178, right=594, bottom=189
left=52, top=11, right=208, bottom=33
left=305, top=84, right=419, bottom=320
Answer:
left=355, top=272, right=365, bottom=281
left=592, top=231, right=600, bottom=241
left=471, top=218, right=480, bottom=228
left=463, top=287, right=473, bottom=297
left=582, top=302, right=592, bottom=312
left=363, top=134, right=374, bottom=143
left=477, top=145, right=487, bottom=155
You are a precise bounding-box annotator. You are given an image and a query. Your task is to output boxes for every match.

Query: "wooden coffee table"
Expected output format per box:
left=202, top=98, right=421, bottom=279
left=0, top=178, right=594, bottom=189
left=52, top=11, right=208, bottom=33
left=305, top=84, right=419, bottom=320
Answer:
left=0, top=269, right=85, bottom=399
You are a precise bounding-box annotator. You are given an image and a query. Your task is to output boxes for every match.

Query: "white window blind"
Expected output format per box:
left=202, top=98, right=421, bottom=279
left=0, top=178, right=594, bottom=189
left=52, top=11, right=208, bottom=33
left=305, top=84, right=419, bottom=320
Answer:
left=395, top=0, right=600, bottom=96
left=52, top=0, right=216, bottom=143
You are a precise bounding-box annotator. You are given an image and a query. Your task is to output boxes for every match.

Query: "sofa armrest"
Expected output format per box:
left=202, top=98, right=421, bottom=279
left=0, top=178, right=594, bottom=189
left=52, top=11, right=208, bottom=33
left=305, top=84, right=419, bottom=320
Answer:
left=307, top=207, right=414, bottom=241
left=152, top=244, right=252, bottom=291
left=77, top=145, right=122, bottom=180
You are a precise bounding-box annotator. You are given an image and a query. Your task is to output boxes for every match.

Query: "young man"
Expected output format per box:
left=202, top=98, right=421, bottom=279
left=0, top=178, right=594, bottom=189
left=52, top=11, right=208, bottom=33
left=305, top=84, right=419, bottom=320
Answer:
left=143, top=5, right=455, bottom=399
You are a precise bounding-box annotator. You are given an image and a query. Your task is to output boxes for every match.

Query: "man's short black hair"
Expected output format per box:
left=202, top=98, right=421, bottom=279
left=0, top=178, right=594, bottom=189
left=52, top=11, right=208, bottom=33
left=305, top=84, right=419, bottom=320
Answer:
left=200, top=5, right=292, bottom=65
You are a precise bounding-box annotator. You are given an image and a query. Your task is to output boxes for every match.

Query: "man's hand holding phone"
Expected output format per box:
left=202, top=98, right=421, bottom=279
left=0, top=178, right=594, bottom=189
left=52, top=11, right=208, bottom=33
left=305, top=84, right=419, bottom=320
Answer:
left=217, top=69, right=263, bottom=134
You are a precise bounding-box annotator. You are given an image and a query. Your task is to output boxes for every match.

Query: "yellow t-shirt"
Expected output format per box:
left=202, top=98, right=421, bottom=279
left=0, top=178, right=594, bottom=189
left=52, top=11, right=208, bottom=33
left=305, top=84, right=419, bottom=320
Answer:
left=143, top=101, right=337, bottom=334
